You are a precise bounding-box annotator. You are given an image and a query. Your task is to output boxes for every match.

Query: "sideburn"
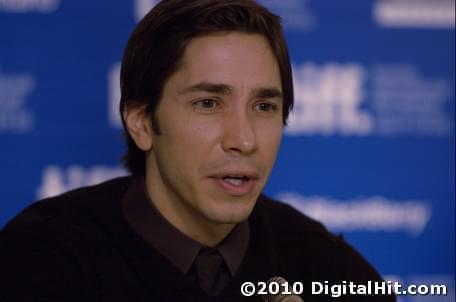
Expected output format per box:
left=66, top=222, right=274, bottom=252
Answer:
left=150, top=113, right=162, bottom=136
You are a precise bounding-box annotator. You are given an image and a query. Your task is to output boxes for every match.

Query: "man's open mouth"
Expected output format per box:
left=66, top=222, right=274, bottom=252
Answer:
left=222, top=176, right=249, bottom=186
left=209, top=171, right=258, bottom=195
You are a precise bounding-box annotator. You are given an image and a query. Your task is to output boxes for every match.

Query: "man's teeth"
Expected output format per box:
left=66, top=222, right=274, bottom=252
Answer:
left=223, top=177, right=245, bottom=186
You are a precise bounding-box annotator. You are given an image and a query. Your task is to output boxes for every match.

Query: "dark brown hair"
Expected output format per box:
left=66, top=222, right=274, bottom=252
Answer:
left=120, top=0, right=293, bottom=175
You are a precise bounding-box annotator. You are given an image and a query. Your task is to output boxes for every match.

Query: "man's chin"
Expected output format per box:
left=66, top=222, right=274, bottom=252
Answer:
left=196, top=190, right=260, bottom=224
left=203, top=202, right=256, bottom=225
left=208, top=214, right=249, bottom=225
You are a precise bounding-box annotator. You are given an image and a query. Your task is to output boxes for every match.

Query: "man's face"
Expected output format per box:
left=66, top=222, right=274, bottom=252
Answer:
left=145, top=32, right=283, bottom=230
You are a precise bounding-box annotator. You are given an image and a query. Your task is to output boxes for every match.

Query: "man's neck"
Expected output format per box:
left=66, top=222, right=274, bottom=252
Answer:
left=144, top=176, right=236, bottom=247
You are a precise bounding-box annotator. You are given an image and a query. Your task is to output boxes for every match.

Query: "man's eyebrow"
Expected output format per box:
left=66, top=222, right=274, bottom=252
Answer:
left=251, top=87, right=282, bottom=99
left=178, top=81, right=282, bottom=99
left=178, top=82, right=233, bottom=95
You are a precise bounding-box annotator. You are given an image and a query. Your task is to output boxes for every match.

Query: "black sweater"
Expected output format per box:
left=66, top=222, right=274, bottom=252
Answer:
left=0, top=177, right=395, bottom=301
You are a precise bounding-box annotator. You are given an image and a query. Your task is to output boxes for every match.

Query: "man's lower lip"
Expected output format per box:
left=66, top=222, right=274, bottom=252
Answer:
left=211, top=178, right=256, bottom=196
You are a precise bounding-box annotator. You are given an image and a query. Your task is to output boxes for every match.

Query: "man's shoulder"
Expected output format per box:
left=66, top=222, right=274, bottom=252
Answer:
left=255, top=194, right=347, bottom=258
left=255, top=194, right=359, bottom=256
left=255, top=195, right=385, bottom=283
left=0, top=176, right=135, bottom=272
left=2, top=176, right=134, bottom=232
left=0, top=176, right=136, bottom=299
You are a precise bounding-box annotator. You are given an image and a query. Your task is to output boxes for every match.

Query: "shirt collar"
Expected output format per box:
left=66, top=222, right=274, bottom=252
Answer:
left=122, top=177, right=249, bottom=276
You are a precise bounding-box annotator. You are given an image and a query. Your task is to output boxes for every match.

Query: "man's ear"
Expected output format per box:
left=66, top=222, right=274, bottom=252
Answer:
left=123, top=106, right=154, bottom=151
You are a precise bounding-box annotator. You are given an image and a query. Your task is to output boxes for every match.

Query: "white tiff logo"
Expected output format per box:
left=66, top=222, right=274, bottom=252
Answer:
left=286, top=63, right=373, bottom=136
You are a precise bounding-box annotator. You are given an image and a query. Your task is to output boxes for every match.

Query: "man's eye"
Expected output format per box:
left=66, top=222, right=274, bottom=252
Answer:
left=255, top=102, right=278, bottom=112
left=193, top=98, right=219, bottom=110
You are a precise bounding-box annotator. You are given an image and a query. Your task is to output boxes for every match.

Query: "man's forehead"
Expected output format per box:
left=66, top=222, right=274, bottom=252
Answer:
left=169, top=32, right=282, bottom=93
left=179, top=32, right=277, bottom=67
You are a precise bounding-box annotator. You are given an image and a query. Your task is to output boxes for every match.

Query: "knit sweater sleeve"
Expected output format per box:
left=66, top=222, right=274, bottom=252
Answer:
left=0, top=221, right=87, bottom=301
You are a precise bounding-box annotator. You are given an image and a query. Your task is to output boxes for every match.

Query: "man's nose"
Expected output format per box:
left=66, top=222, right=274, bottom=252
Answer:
left=221, top=110, right=257, bottom=155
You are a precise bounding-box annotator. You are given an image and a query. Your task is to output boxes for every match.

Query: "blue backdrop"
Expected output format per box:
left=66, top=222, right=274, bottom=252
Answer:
left=1, top=1, right=454, bottom=301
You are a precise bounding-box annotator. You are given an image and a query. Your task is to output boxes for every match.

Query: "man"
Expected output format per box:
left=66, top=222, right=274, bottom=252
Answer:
left=0, top=0, right=395, bottom=301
